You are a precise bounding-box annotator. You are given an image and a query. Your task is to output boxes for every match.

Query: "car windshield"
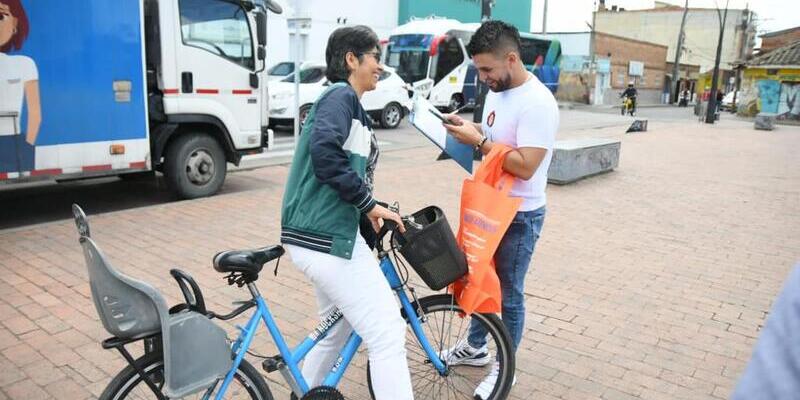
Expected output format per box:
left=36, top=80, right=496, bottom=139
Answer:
left=282, top=67, right=326, bottom=83
left=269, top=62, right=294, bottom=76
left=385, top=34, right=432, bottom=84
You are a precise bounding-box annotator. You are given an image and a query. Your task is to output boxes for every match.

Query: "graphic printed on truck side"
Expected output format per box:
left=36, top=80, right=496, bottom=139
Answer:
left=0, top=0, right=148, bottom=180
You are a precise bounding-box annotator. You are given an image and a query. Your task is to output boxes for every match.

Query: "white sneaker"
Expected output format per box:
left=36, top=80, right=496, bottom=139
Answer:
left=439, top=339, right=492, bottom=367
left=473, top=362, right=516, bottom=400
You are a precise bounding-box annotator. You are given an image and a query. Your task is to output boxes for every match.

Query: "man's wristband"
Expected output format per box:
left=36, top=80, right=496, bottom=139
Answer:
left=475, top=136, right=488, bottom=151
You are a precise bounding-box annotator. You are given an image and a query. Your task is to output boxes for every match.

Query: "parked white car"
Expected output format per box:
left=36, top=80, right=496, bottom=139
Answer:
left=267, top=61, right=296, bottom=81
left=720, top=91, right=741, bottom=111
left=268, top=64, right=412, bottom=129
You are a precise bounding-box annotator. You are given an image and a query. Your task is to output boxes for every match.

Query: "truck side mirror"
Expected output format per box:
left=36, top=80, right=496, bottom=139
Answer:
left=250, top=73, right=259, bottom=89
left=258, top=46, right=266, bottom=61
left=256, top=12, right=267, bottom=46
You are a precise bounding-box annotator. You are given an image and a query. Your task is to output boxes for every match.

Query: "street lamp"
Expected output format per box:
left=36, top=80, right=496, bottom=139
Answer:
left=705, top=0, right=729, bottom=124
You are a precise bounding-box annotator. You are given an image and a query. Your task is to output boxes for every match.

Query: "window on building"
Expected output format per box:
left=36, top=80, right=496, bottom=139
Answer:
left=616, top=69, right=626, bottom=86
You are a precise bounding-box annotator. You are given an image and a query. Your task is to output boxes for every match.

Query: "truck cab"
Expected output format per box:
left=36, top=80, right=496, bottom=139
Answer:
left=145, top=0, right=281, bottom=198
left=0, top=0, right=282, bottom=199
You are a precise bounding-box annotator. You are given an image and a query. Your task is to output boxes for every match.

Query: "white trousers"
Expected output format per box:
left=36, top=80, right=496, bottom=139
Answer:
left=286, top=237, right=414, bottom=400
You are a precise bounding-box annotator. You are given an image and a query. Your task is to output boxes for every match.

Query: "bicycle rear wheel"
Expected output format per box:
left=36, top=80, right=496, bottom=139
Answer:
left=367, top=294, right=515, bottom=400
left=100, top=351, right=273, bottom=400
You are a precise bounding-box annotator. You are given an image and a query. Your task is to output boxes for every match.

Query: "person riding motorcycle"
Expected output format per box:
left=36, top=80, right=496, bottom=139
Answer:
left=620, top=82, right=638, bottom=114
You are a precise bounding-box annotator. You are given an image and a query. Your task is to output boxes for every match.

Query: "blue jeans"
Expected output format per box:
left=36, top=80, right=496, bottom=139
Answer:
left=467, top=206, right=546, bottom=351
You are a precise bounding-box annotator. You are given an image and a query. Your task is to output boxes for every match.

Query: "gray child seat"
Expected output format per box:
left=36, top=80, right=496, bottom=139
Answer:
left=72, top=204, right=232, bottom=398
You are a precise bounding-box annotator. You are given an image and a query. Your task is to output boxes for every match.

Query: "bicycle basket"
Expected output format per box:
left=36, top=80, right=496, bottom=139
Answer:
left=396, top=206, right=467, bottom=290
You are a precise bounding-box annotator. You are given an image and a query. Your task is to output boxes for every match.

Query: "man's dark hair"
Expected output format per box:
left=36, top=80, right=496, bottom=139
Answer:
left=466, top=20, right=521, bottom=58
left=325, top=25, right=380, bottom=83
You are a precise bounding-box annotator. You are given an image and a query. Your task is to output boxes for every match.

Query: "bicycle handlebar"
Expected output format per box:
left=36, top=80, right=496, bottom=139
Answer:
left=377, top=219, right=407, bottom=248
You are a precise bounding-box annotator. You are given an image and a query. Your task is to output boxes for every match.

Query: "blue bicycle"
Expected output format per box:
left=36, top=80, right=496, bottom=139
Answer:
left=72, top=204, right=514, bottom=400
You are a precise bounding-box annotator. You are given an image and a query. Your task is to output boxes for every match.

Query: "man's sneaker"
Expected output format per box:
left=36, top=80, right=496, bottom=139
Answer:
left=473, top=362, right=517, bottom=400
left=439, top=339, right=492, bottom=367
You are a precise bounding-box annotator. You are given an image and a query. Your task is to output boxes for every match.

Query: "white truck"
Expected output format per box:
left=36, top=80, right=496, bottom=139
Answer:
left=0, top=0, right=282, bottom=199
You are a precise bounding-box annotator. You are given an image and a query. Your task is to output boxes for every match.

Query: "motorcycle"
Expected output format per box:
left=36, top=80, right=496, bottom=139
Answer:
left=621, top=95, right=636, bottom=116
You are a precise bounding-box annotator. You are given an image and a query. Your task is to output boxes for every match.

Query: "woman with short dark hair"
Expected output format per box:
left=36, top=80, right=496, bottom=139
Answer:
left=280, top=25, right=414, bottom=399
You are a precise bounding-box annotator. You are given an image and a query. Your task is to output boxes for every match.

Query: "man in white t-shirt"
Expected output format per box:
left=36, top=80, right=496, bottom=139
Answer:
left=441, top=20, right=559, bottom=399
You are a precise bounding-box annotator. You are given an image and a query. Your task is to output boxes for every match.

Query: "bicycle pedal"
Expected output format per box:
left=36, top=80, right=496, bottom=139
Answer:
left=262, top=355, right=284, bottom=373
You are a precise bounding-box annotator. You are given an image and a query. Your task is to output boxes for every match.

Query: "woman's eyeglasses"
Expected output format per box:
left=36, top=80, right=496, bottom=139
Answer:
left=359, top=51, right=382, bottom=62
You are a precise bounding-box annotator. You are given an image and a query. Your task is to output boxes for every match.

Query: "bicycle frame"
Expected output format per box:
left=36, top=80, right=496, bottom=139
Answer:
left=207, top=253, right=448, bottom=399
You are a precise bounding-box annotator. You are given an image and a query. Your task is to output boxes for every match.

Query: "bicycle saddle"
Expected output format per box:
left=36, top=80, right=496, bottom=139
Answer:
left=213, top=245, right=285, bottom=276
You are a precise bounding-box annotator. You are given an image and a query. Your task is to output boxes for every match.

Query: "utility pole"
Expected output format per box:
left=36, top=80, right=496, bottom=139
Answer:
left=542, top=0, right=548, bottom=35
left=705, top=0, right=729, bottom=124
left=732, top=6, right=752, bottom=111
left=589, top=1, right=599, bottom=105
left=670, top=0, right=689, bottom=104
left=473, top=0, right=493, bottom=124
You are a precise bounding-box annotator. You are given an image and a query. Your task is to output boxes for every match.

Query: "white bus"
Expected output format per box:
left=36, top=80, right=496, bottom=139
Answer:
left=383, top=18, right=562, bottom=111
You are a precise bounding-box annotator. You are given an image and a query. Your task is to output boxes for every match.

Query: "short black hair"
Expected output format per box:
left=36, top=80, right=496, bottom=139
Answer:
left=466, top=20, right=521, bottom=58
left=325, top=25, right=380, bottom=83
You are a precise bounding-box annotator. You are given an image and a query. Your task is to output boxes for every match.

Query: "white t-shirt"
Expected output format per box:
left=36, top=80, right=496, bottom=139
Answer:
left=0, top=53, right=39, bottom=136
left=481, top=72, right=559, bottom=211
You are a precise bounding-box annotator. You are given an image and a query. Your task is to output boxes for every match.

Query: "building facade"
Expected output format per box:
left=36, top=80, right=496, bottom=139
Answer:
left=266, top=0, right=535, bottom=72
left=594, top=0, right=756, bottom=100
left=266, top=0, right=400, bottom=68
left=739, top=40, right=800, bottom=120
left=544, top=32, right=591, bottom=104
left=398, top=0, right=532, bottom=32
left=759, top=26, right=800, bottom=54
left=595, top=33, right=668, bottom=105
left=543, top=32, right=668, bottom=105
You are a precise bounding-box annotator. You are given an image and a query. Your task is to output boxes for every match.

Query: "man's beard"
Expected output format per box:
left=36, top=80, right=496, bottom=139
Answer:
left=488, top=73, right=513, bottom=92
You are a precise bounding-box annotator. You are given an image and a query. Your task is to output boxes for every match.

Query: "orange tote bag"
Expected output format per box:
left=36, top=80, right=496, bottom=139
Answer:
left=451, top=144, right=522, bottom=314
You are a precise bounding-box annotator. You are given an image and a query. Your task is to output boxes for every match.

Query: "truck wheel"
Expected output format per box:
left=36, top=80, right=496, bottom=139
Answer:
left=164, top=133, right=226, bottom=199
left=380, top=102, right=403, bottom=129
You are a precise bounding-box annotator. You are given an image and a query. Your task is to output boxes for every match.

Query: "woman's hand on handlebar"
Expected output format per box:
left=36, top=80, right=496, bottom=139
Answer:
left=367, top=204, right=406, bottom=233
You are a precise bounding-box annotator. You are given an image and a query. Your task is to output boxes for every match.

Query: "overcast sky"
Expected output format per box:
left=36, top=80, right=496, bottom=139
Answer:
left=530, top=0, right=799, bottom=37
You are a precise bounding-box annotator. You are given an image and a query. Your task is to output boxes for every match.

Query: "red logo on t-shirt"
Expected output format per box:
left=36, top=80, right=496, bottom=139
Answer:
left=487, top=111, right=496, bottom=127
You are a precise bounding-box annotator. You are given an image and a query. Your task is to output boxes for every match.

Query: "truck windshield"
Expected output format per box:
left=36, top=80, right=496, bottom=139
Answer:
left=179, top=0, right=255, bottom=70
left=385, top=34, right=432, bottom=84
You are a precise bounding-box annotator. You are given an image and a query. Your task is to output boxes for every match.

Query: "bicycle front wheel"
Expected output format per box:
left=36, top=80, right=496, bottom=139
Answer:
left=367, top=294, right=515, bottom=400
left=100, top=351, right=273, bottom=400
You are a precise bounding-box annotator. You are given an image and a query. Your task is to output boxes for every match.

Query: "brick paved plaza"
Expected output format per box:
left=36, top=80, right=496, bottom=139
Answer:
left=1, top=114, right=798, bottom=399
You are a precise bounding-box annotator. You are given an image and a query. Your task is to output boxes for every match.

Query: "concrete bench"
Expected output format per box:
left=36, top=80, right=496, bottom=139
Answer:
left=755, top=113, right=776, bottom=131
left=548, top=138, right=621, bottom=184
